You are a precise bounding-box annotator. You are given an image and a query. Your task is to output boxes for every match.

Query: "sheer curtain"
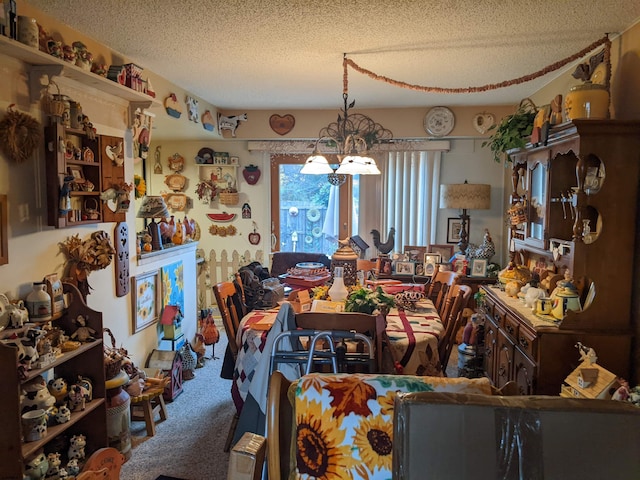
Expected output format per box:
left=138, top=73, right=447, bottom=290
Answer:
left=382, top=151, right=442, bottom=251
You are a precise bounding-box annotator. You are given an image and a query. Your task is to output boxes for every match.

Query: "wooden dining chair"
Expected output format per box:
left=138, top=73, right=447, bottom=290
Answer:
left=295, top=312, right=386, bottom=373
left=212, top=280, right=244, bottom=451
left=438, top=284, right=472, bottom=376
left=426, top=268, right=461, bottom=316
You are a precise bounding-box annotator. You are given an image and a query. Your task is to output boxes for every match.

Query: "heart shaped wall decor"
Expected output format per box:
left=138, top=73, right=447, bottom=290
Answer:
left=269, top=114, right=295, bottom=136
left=472, top=112, right=495, bottom=134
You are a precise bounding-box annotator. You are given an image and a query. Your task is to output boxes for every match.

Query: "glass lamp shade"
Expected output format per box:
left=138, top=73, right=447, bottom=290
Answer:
left=335, top=154, right=380, bottom=175
left=301, top=153, right=334, bottom=174
left=137, top=195, right=170, bottom=219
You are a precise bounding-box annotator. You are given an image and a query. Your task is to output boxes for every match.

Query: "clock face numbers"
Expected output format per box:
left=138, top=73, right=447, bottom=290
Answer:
left=424, top=106, right=455, bottom=137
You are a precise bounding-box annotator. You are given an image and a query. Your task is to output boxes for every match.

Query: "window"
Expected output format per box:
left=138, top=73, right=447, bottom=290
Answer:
left=270, top=154, right=354, bottom=256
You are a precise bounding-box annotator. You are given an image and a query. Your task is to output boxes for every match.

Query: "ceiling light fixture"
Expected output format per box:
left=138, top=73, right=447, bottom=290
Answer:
left=302, top=55, right=392, bottom=179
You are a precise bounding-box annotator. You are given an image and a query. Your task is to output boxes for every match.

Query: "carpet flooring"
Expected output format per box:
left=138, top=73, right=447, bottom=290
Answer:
left=120, top=334, right=234, bottom=480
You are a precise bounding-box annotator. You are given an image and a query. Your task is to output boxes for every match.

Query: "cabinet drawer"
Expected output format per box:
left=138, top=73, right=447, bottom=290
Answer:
left=513, top=347, right=537, bottom=395
left=492, top=303, right=507, bottom=328
left=516, top=326, right=537, bottom=360
left=503, top=313, right=519, bottom=342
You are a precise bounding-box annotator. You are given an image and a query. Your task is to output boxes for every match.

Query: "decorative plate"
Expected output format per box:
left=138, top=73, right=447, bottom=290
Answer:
left=590, top=63, right=607, bottom=85
left=296, top=262, right=325, bottom=269
left=424, top=106, right=455, bottom=137
left=472, top=112, right=495, bottom=134
left=164, top=173, right=187, bottom=192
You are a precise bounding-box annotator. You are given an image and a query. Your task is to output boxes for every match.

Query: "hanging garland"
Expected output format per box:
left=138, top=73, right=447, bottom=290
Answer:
left=343, top=35, right=611, bottom=95
left=0, top=104, right=42, bottom=164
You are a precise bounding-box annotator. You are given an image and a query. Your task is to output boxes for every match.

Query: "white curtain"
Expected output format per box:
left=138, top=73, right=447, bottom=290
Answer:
left=382, top=151, right=442, bottom=252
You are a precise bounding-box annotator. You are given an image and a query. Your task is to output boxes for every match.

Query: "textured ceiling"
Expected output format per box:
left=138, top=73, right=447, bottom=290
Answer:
left=28, top=0, right=640, bottom=110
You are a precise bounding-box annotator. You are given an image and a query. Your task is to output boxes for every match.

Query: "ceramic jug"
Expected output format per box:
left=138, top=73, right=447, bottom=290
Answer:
left=551, top=291, right=582, bottom=320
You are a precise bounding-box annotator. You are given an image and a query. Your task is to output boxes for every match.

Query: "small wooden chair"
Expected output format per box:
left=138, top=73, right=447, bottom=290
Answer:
left=129, top=385, right=168, bottom=436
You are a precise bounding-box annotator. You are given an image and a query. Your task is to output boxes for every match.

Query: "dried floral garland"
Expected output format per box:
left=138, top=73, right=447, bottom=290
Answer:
left=0, top=104, right=42, bottom=164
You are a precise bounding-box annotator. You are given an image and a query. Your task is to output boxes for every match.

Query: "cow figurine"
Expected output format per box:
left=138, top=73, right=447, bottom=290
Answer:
left=6, top=300, right=29, bottom=328
left=218, top=113, right=247, bottom=137
left=66, top=383, right=90, bottom=412
left=67, top=434, right=86, bottom=461
left=186, top=96, right=199, bottom=123
left=45, top=452, right=61, bottom=479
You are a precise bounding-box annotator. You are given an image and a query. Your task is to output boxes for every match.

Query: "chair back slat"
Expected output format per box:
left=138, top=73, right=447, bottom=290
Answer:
left=438, top=284, right=472, bottom=375
left=213, top=281, right=243, bottom=358
left=427, top=271, right=461, bottom=315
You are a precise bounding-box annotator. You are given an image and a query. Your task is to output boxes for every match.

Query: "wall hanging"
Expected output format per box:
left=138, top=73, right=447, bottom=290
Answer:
left=209, top=224, right=237, bottom=237
left=154, top=145, right=163, bottom=174
left=0, top=104, right=41, bottom=164
left=242, top=203, right=251, bottom=219
left=202, top=110, right=216, bottom=131
left=186, top=96, right=199, bottom=123
left=206, top=212, right=236, bottom=222
left=218, top=113, right=247, bottom=137
left=269, top=114, right=295, bottom=135
left=242, top=165, right=261, bottom=185
left=168, top=153, right=185, bottom=172
left=248, top=222, right=261, bottom=245
left=164, top=93, right=182, bottom=118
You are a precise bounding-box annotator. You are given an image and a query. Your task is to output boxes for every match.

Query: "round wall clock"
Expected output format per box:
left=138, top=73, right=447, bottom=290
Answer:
left=424, top=106, right=455, bottom=137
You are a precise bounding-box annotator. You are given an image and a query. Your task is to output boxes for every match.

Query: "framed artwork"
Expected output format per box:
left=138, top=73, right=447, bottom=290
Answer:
left=0, top=194, right=7, bottom=265
left=429, top=244, right=454, bottom=263
left=394, top=261, right=415, bottom=275
left=162, top=261, right=185, bottom=315
left=68, top=165, right=84, bottom=181
left=423, top=253, right=441, bottom=277
left=470, top=258, right=488, bottom=277
left=404, top=245, right=427, bottom=262
left=230, top=156, right=239, bottom=165
left=438, top=262, right=453, bottom=272
left=132, top=270, right=161, bottom=333
left=447, top=217, right=468, bottom=244
left=452, top=257, right=469, bottom=275
left=415, top=263, right=424, bottom=276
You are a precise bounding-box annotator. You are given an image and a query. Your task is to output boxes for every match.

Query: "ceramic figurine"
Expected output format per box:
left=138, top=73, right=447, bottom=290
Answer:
left=65, top=459, right=80, bottom=477
left=21, top=375, right=56, bottom=414
left=54, top=405, right=71, bottom=424
left=45, top=452, right=61, bottom=479
left=24, top=450, right=48, bottom=480
left=62, top=44, right=76, bottom=63
left=67, top=435, right=86, bottom=462
left=6, top=299, right=29, bottom=328
left=66, top=383, right=89, bottom=412
left=47, top=377, right=68, bottom=405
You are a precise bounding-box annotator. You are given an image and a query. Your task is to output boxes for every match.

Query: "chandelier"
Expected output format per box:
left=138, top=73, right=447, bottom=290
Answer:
left=301, top=55, right=393, bottom=179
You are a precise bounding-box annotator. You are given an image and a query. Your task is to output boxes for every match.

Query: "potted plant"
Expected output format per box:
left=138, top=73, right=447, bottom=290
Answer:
left=482, top=98, right=537, bottom=165
left=344, top=286, right=396, bottom=315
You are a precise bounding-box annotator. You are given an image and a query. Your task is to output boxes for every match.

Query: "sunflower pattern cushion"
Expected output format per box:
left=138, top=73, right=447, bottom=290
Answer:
left=291, top=373, right=492, bottom=479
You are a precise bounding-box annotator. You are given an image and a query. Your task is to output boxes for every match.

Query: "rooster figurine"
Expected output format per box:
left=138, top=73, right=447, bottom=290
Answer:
left=371, top=227, right=395, bottom=255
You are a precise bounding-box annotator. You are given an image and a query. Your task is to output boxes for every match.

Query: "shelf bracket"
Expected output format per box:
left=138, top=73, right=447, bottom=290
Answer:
left=128, top=101, right=155, bottom=128
left=28, top=65, right=64, bottom=103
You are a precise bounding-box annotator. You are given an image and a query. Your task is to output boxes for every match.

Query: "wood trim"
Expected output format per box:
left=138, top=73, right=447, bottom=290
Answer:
left=0, top=194, right=6, bottom=265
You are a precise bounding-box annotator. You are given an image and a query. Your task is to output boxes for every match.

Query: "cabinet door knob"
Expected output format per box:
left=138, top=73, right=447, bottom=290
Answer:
left=519, top=337, right=529, bottom=349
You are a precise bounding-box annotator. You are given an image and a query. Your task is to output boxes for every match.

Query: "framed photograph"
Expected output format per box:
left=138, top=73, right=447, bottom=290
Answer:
left=132, top=270, right=161, bottom=333
left=379, top=257, right=392, bottom=275
left=404, top=245, right=427, bottom=262
left=68, top=165, right=84, bottom=181
left=415, top=263, right=424, bottom=276
left=394, top=261, right=415, bottom=275
left=438, top=262, right=453, bottom=272
left=429, top=244, right=454, bottom=263
left=423, top=253, right=441, bottom=277
left=452, top=257, right=469, bottom=275
left=0, top=194, right=7, bottom=265
left=470, top=258, right=488, bottom=277
left=447, top=217, right=468, bottom=244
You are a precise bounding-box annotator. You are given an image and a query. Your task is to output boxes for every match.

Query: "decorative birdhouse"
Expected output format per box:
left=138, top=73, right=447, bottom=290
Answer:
left=161, top=304, right=183, bottom=340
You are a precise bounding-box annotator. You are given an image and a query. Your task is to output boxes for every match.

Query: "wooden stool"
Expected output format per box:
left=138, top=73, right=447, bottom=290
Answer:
left=129, top=386, right=168, bottom=436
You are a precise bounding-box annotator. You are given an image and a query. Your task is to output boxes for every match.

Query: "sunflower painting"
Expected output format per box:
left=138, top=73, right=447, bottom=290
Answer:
left=132, top=270, right=160, bottom=333
left=293, top=373, right=493, bottom=479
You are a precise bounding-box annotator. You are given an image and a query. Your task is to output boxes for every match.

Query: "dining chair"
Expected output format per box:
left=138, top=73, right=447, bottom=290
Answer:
left=212, top=280, right=244, bottom=451
left=294, top=312, right=386, bottom=372
left=426, top=268, right=461, bottom=316
left=438, top=284, right=472, bottom=376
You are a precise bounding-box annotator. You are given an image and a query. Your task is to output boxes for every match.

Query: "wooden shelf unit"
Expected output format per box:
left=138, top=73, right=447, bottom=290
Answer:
left=482, top=120, right=640, bottom=395
left=0, top=283, right=107, bottom=478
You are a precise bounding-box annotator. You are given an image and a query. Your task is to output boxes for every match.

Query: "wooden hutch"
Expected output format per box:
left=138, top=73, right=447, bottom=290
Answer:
left=481, top=120, right=640, bottom=395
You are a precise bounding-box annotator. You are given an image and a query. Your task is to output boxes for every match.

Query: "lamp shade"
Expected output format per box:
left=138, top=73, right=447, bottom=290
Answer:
left=440, top=183, right=491, bottom=210
left=300, top=153, right=334, bottom=174
left=137, top=195, right=170, bottom=218
left=335, top=155, right=381, bottom=175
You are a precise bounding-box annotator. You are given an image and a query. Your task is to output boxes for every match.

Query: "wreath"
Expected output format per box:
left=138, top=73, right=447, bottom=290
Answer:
left=307, top=207, right=320, bottom=222
left=0, top=104, right=41, bottom=164
left=312, top=226, right=323, bottom=238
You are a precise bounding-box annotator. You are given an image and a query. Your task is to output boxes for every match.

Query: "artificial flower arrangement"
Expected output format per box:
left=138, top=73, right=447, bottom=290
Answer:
left=134, top=174, right=146, bottom=199
left=59, top=231, right=115, bottom=298
left=344, top=286, right=396, bottom=315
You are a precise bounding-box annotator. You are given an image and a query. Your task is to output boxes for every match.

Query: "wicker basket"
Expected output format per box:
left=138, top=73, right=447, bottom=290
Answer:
left=41, top=80, right=65, bottom=119
left=103, top=328, right=125, bottom=380
left=219, top=191, right=239, bottom=206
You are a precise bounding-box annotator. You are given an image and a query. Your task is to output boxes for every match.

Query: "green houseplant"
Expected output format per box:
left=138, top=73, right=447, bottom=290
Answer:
left=482, top=98, right=537, bottom=165
left=344, top=286, right=396, bottom=315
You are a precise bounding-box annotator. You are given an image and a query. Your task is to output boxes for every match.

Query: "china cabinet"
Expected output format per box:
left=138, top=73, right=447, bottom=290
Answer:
left=0, top=283, right=107, bottom=478
left=483, top=120, right=640, bottom=395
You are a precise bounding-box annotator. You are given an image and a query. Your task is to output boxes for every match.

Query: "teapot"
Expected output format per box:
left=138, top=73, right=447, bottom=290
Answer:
left=551, top=290, right=582, bottom=320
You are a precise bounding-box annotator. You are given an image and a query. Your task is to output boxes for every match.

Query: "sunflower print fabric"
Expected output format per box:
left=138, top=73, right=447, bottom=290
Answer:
left=293, top=373, right=491, bottom=479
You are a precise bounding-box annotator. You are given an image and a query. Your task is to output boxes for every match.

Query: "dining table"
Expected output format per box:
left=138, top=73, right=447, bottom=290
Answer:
left=230, top=299, right=445, bottom=413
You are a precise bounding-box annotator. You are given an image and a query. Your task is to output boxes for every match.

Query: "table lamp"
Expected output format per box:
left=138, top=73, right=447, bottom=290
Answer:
left=440, top=181, right=491, bottom=255
left=137, top=195, right=170, bottom=250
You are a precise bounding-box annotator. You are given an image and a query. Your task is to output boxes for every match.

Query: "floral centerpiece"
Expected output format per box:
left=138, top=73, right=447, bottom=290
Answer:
left=344, top=286, right=395, bottom=315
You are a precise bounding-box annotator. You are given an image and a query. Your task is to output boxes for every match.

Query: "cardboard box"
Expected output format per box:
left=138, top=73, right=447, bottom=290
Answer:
left=288, top=289, right=311, bottom=313
left=393, top=392, right=640, bottom=479
left=227, top=432, right=266, bottom=480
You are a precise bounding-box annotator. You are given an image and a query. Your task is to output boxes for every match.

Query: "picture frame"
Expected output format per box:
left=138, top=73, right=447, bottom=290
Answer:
left=230, top=156, right=239, bottom=165
left=379, top=257, right=392, bottom=275
left=68, top=165, right=84, bottom=181
left=394, top=261, right=415, bottom=275
left=452, top=257, right=469, bottom=275
left=0, top=194, right=7, bottom=265
left=447, top=217, right=468, bottom=244
left=423, top=253, right=441, bottom=277
left=404, top=245, right=427, bottom=262
left=132, top=270, right=161, bottom=333
left=415, top=263, right=424, bottom=276
left=470, top=258, right=488, bottom=277
left=429, top=244, right=454, bottom=262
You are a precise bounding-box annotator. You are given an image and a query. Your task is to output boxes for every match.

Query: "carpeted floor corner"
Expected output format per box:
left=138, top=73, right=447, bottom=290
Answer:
left=120, top=335, right=234, bottom=480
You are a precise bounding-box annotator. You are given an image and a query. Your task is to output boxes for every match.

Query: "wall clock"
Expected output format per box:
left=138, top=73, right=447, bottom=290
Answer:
left=424, top=106, right=455, bottom=137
